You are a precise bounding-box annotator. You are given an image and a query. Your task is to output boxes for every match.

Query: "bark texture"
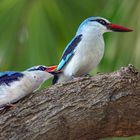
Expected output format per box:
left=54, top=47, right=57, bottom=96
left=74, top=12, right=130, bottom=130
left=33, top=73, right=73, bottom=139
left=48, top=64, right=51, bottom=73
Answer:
left=0, top=64, right=140, bottom=140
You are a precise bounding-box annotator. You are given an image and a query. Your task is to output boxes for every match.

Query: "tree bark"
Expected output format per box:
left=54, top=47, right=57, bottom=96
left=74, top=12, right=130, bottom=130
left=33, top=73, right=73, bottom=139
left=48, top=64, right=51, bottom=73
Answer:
left=0, top=64, right=140, bottom=140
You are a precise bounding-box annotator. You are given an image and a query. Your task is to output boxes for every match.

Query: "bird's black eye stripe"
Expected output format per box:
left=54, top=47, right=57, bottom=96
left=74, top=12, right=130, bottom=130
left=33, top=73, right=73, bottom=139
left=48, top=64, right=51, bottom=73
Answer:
left=90, top=19, right=108, bottom=25
left=97, top=19, right=107, bottom=25
left=38, top=66, right=46, bottom=71
left=27, top=66, right=47, bottom=71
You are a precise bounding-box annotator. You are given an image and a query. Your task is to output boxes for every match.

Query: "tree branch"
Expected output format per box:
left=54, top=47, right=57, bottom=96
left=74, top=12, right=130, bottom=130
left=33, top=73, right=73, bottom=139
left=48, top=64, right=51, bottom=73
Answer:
left=0, top=64, right=140, bottom=140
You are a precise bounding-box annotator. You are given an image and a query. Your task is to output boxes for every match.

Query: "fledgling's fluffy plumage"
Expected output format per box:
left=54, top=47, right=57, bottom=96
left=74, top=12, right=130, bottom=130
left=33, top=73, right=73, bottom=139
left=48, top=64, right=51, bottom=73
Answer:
left=0, top=65, right=58, bottom=108
left=53, top=16, right=132, bottom=84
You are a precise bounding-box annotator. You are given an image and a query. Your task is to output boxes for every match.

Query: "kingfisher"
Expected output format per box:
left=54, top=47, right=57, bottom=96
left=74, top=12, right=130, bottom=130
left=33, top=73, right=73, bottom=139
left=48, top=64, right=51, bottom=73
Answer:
left=53, top=16, right=132, bottom=84
left=0, top=65, right=59, bottom=108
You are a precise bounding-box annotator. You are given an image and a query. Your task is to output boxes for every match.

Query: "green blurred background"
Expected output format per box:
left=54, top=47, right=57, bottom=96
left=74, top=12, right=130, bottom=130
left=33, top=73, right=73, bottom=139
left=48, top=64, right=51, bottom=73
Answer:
left=0, top=0, right=139, bottom=139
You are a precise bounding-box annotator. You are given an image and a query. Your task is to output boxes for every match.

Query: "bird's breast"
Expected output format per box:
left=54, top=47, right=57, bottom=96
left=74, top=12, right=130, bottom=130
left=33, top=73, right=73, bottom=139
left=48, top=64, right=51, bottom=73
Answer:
left=64, top=34, right=104, bottom=76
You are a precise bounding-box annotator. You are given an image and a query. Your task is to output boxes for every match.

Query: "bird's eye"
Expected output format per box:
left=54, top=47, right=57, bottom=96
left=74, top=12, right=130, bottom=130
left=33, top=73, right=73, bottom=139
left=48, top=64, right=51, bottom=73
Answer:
left=38, top=66, right=46, bottom=71
left=97, top=19, right=107, bottom=25
left=90, top=19, right=108, bottom=26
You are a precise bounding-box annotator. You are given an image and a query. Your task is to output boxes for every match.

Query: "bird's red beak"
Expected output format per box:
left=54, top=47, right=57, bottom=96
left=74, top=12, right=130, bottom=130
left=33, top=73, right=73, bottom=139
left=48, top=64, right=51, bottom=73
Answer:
left=107, top=23, right=133, bottom=32
left=46, top=65, right=57, bottom=73
left=46, top=65, right=61, bottom=75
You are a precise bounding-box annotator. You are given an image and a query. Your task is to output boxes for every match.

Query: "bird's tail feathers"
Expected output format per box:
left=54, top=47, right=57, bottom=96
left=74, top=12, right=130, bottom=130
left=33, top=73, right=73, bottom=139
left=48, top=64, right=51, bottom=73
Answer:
left=51, top=70, right=61, bottom=85
left=52, top=75, right=59, bottom=85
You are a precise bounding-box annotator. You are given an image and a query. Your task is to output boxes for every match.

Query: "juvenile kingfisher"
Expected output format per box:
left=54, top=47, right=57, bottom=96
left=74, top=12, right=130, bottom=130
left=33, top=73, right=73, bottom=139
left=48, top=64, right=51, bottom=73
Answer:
left=53, top=16, right=132, bottom=84
left=0, top=65, right=58, bottom=108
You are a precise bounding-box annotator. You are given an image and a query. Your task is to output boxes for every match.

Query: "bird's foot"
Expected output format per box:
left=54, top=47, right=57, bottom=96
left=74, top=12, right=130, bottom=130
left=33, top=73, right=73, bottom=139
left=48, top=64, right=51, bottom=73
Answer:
left=6, top=103, right=16, bottom=109
left=83, top=74, right=91, bottom=77
left=0, top=104, right=16, bottom=114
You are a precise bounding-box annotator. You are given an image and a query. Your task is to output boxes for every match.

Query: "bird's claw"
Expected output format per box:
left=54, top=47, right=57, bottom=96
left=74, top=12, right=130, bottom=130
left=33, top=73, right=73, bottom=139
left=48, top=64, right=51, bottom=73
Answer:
left=6, top=103, right=16, bottom=109
left=84, top=74, right=91, bottom=77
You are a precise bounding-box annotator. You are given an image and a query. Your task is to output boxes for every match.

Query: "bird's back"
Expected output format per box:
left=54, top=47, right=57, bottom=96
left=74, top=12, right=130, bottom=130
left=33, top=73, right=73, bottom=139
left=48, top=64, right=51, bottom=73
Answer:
left=0, top=71, right=25, bottom=107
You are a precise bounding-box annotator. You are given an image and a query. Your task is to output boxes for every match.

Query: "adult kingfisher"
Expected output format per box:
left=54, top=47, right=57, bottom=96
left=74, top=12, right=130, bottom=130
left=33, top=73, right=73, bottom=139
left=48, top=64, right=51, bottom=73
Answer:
left=53, top=16, right=132, bottom=84
left=0, top=65, right=59, bottom=108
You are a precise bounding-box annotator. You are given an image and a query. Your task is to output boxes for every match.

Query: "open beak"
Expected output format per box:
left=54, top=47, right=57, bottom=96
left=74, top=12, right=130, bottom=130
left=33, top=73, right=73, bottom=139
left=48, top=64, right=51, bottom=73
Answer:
left=46, top=65, right=61, bottom=75
left=107, top=23, right=133, bottom=32
left=46, top=65, right=57, bottom=73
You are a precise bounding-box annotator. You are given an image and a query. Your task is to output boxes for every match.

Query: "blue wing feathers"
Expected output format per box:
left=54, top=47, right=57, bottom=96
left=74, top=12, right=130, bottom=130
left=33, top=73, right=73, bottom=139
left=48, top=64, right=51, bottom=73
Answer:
left=57, top=59, right=66, bottom=70
left=0, top=71, right=24, bottom=86
left=0, top=71, right=18, bottom=77
left=57, top=34, right=82, bottom=70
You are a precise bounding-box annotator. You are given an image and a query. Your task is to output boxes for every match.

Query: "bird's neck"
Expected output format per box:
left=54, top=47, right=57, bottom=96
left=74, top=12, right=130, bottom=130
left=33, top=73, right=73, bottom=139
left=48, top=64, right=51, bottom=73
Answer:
left=21, top=71, right=52, bottom=92
left=24, top=71, right=52, bottom=85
